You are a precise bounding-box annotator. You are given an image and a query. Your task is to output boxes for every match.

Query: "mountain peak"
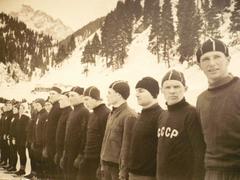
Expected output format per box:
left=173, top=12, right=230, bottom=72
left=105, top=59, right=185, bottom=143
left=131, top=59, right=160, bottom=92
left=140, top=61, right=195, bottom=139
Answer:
left=10, top=4, right=73, bottom=41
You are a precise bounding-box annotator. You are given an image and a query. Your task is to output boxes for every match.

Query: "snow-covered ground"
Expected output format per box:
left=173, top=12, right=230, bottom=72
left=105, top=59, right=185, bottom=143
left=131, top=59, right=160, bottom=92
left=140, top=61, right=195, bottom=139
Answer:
left=0, top=28, right=240, bottom=112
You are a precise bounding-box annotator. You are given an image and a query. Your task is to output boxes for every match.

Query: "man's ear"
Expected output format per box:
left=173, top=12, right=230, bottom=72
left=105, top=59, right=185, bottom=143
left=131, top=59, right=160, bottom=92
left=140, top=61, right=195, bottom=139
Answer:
left=184, top=86, right=188, bottom=92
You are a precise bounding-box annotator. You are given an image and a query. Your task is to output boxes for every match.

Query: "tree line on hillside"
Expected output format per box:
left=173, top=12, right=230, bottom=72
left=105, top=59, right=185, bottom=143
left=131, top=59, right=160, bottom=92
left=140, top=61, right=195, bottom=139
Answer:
left=81, top=0, right=240, bottom=69
left=0, top=12, right=76, bottom=77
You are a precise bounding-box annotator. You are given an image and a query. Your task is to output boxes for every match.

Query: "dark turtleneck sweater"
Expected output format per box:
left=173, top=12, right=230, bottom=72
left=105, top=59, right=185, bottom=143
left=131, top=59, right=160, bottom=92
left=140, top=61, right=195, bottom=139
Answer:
left=129, top=103, right=163, bottom=176
left=56, top=106, right=72, bottom=155
left=84, top=103, right=110, bottom=159
left=157, top=99, right=205, bottom=180
left=197, top=76, right=240, bottom=171
left=64, top=103, right=89, bottom=156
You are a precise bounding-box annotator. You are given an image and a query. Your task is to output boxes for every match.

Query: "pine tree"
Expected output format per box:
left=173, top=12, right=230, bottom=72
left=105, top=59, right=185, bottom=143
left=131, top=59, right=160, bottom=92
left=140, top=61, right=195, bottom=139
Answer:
left=143, top=0, right=155, bottom=28
left=148, top=0, right=161, bottom=63
left=133, top=0, right=142, bottom=21
left=91, top=33, right=101, bottom=59
left=68, top=35, right=76, bottom=52
left=0, top=34, right=6, bottom=64
left=160, top=0, right=175, bottom=67
left=177, top=0, right=201, bottom=63
left=202, top=0, right=221, bottom=38
left=230, top=0, right=240, bottom=34
left=81, top=41, right=95, bottom=65
left=101, top=11, right=117, bottom=67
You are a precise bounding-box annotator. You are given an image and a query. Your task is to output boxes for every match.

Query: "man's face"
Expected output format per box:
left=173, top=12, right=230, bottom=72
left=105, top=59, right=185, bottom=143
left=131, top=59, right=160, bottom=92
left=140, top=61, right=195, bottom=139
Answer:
left=45, top=102, right=52, bottom=112
left=59, top=95, right=70, bottom=109
left=107, top=88, right=119, bottom=106
left=6, top=103, right=13, bottom=111
left=162, top=80, right=186, bottom=105
left=199, top=51, right=229, bottom=83
left=136, top=88, right=155, bottom=107
left=84, top=96, right=97, bottom=110
left=49, top=90, right=60, bottom=103
left=68, top=91, right=81, bottom=106
left=35, top=103, right=43, bottom=112
left=12, top=107, right=18, bottom=114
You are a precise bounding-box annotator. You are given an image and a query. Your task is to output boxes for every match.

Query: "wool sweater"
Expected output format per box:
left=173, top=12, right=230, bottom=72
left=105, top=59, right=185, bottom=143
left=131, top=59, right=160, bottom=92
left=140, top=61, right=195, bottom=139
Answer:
left=197, top=76, right=240, bottom=171
left=157, top=99, right=205, bottom=180
left=55, top=106, right=72, bottom=155
left=129, top=103, right=163, bottom=177
left=84, top=103, right=110, bottom=159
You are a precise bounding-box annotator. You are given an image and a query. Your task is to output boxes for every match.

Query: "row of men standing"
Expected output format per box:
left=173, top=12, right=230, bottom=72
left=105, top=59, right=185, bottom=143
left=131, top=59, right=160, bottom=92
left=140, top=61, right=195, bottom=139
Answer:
left=0, top=38, right=239, bottom=180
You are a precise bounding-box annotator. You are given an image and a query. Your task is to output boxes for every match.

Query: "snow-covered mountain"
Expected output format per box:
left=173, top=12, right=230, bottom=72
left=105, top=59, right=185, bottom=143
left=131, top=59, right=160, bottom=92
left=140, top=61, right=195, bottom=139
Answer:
left=10, top=4, right=73, bottom=41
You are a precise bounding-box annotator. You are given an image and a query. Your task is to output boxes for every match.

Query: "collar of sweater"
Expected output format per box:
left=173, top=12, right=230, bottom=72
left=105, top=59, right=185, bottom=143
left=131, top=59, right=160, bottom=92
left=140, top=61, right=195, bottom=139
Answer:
left=141, top=103, right=160, bottom=113
left=208, top=74, right=233, bottom=90
left=167, top=98, right=188, bottom=111
left=111, top=102, right=127, bottom=114
left=73, top=103, right=84, bottom=109
left=93, top=103, right=105, bottom=113
left=208, top=75, right=239, bottom=91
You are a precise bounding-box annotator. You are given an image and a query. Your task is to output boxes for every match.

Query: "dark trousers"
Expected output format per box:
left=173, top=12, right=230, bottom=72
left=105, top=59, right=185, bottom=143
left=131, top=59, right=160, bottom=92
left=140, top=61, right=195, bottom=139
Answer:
left=0, top=136, right=3, bottom=161
left=205, top=170, right=240, bottom=180
left=63, top=154, right=78, bottom=180
left=9, top=141, right=17, bottom=168
left=1, top=138, right=10, bottom=163
left=77, top=158, right=99, bottom=180
left=17, top=145, right=27, bottom=167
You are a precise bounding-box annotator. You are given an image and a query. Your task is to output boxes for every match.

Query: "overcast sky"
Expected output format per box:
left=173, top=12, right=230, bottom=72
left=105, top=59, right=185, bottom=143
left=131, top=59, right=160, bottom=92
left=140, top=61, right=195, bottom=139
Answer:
left=0, top=0, right=118, bottom=30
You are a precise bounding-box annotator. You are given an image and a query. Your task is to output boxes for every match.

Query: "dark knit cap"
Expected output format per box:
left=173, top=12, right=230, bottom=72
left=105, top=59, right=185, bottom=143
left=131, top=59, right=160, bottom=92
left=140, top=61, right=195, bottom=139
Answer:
left=35, top=98, right=45, bottom=107
left=161, top=69, right=186, bottom=86
left=71, top=86, right=84, bottom=95
left=109, top=81, right=130, bottom=100
left=135, top=77, right=159, bottom=98
left=50, top=86, right=62, bottom=94
left=84, top=86, right=101, bottom=100
left=196, top=38, right=229, bottom=63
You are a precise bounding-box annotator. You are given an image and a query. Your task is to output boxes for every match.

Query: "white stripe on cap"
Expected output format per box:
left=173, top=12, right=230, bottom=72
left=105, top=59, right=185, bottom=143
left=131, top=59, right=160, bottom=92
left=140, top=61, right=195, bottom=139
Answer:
left=168, top=70, right=173, bottom=80
left=111, top=80, right=127, bottom=89
left=210, top=38, right=216, bottom=51
left=88, top=86, right=94, bottom=97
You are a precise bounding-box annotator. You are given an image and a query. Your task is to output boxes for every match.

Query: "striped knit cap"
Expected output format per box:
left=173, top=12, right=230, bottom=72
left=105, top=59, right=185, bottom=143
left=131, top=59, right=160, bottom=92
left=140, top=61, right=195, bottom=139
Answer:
left=84, top=86, right=101, bottom=100
left=196, top=38, right=229, bottom=63
left=109, top=80, right=130, bottom=100
left=161, top=69, right=185, bottom=86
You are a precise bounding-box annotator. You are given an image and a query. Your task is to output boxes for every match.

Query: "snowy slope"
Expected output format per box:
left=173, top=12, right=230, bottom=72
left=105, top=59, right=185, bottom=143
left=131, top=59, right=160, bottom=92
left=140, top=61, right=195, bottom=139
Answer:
left=0, top=27, right=239, bottom=112
left=10, top=5, right=73, bottom=41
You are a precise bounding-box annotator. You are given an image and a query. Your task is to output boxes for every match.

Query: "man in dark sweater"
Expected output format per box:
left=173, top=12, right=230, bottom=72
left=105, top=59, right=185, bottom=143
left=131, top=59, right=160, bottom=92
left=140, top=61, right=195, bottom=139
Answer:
left=7, top=103, right=19, bottom=172
left=30, top=98, right=48, bottom=179
left=76, top=86, right=110, bottom=180
left=55, top=93, right=72, bottom=166
left=129, top=77, right=163, bottom=180
left=42, top=86, right=62, bottom=179
left=157, top=70, right=205, bottom=180
left=101, top=80, right=137, bottom=180
left=60, top=86, right=89, bottom=180
left=2, top=100, right=14, bottom=169
left=196, top=38, right=240, bottom=180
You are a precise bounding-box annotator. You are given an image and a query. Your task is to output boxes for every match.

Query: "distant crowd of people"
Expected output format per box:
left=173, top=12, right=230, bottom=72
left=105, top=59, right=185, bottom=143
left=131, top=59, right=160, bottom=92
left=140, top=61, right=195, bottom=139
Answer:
left=0, top=38, right=239, bottom=180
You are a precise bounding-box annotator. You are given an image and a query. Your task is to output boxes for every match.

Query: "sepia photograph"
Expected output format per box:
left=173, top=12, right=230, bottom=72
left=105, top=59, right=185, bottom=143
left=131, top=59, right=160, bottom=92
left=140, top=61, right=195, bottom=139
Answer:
left=0, top=0, right=240, bottom=179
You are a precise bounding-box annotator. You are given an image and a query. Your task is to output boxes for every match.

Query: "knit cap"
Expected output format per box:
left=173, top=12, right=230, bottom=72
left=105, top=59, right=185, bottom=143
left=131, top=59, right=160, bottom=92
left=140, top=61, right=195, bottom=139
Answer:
left=71, top=86, right=84, bottom=95
left=50, top=86, right=62, bottom=94
left=35, top=98, right=45, bottom=107
left=109, top=80, right=130, bottom=100
left=161, top=69, right=186, bottom=86
left=196, top=38, right=229, bottom=63
left=135, top=77, right=159, bottom=98
left=84, top=86, right=101, bottom=100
